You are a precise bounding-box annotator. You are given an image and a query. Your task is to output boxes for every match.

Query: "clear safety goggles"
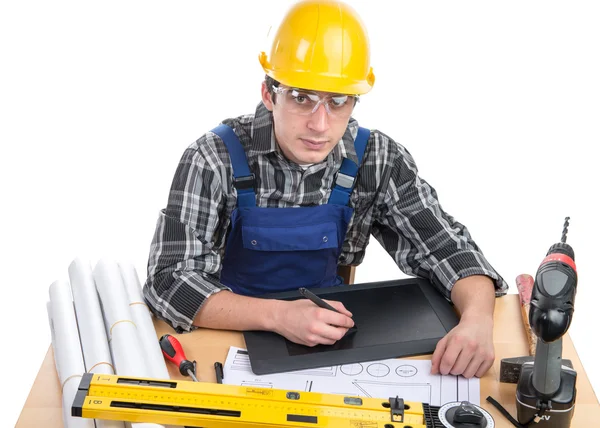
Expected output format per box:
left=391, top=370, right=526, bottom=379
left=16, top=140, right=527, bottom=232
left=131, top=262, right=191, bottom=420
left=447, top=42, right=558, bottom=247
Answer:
left=272, top=86, right=359, bottom=118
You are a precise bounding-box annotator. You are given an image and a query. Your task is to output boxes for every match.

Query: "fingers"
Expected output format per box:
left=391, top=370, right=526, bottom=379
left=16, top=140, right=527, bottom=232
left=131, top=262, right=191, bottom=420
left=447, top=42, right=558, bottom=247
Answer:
left=437, top=339, right=462, bottom=376
left=314, top=325, right=350, bottom=344
left=282, top=300, right=354, bottom=347
left=447, top=341, right=494, bottom=378
left=324, top=299, right=353, bottom=317
left=459, top=349, right=495, bottom=378
left=314, top=310, right=353, bottom=334
left=431, top=318, right=495, bottom=378
left=300, top=322, right=350, bottom=346
left=315, top=306, right=354, bottom=329
left=285, top=326, right=340, bottom=347
left=301, top=335, right=337, bottom=347
left=430, top=336, right=447, bottom=374
left=462, top=355, right=484, bottom=379
left=448, top=338, right=480, bottom=376
left=303, top=308, right=354, bottom=345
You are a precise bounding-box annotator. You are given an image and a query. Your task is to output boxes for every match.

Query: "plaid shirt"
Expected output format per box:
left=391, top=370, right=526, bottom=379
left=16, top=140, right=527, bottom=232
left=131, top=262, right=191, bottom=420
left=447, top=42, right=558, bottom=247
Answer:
left=143, top=102, right=508, bottom=332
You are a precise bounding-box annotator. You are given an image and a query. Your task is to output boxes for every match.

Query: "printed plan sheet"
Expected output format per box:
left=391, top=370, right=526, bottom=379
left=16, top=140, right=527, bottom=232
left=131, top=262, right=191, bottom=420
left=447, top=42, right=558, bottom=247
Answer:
left=223, top=347, right=480, bottom=406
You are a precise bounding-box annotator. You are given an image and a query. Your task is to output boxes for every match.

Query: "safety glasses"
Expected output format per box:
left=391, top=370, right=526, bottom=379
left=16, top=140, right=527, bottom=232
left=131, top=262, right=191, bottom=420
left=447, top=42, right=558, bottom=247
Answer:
left=272, top=86, right=359, bottom=118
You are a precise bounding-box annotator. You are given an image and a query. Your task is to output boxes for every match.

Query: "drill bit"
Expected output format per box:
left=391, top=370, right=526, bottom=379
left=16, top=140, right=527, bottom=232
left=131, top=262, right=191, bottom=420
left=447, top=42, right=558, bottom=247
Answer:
left=561, top=216, right=570, bottom=243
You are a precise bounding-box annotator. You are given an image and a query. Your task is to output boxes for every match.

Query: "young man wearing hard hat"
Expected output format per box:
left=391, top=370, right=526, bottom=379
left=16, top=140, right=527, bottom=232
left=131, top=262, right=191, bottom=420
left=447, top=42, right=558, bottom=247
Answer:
left=143, top=0, right=508, bottom=379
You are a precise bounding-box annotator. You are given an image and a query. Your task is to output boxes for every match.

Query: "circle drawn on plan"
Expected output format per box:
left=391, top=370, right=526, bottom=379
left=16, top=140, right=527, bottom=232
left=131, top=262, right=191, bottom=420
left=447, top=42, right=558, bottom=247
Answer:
left=340, top=363, right=363, bottom=376
left=395, top=365, right=418, bottom=377
left=367, top=363, right=390, bottom=377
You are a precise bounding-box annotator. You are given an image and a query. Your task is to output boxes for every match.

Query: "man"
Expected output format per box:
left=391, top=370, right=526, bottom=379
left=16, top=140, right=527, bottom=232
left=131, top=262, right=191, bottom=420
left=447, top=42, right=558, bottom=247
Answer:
left=143, top=0, right=508, bottom=379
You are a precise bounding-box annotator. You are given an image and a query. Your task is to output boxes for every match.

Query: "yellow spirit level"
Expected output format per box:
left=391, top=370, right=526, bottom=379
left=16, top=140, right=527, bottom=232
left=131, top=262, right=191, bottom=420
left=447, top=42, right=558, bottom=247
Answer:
left=73, top=373, right=444, bottom=427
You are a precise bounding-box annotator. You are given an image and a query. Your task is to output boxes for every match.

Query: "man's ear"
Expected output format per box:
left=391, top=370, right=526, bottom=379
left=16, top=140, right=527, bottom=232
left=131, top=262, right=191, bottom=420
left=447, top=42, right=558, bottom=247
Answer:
left=261, top=81, right=274, bottom=111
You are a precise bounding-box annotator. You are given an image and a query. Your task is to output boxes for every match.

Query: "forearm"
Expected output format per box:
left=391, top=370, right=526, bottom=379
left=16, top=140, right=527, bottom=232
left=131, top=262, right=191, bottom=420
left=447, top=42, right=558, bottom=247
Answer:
left=432, top=275, right=496, bottom=377
left=450, top=275, right=496, bottom=322
left=193, top=290, right=282, bottom=331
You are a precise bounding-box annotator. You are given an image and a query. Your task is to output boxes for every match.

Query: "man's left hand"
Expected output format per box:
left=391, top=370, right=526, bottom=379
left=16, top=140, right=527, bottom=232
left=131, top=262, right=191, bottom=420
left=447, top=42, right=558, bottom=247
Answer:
left=430, top=314, right=495, bottom=379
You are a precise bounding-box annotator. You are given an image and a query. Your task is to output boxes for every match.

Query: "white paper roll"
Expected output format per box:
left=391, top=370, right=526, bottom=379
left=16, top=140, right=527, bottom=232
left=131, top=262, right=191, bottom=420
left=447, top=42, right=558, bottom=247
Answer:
left=48, top=280, right=95, bottom=428
left=69, top=258, right=115, bottom=375
left=69, top=258, right=126, bottom=428
left=119, top=261, right=170, bottom=380
left=93, top=259, right=149, bottom=377
left=93, top=259, right=163, bottom=428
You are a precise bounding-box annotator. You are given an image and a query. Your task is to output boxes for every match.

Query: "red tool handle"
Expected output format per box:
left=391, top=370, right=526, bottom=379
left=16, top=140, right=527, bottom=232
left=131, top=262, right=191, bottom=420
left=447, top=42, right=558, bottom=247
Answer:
left=515, top=273, right=534, bottom=306
left=159, top=334, right=195, bottom=377
left=160, top=334, right=187, bottom=364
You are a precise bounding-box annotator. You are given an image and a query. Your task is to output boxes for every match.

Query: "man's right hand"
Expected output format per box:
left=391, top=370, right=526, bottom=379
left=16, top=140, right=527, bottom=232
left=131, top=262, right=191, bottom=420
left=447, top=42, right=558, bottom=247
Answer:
left=272, top=299, right=355, bottom=346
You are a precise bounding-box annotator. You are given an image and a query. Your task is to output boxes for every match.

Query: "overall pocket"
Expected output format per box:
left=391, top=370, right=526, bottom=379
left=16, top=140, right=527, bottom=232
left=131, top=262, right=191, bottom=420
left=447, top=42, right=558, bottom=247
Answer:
left=234, top=222, right=340, bottom=290
left=242, top=222, right=339, bottom=251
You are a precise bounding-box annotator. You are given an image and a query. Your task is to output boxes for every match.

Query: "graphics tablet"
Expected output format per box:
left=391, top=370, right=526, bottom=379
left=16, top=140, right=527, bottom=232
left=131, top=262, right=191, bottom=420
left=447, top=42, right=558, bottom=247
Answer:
left=243, top=277, right=459, bottom=375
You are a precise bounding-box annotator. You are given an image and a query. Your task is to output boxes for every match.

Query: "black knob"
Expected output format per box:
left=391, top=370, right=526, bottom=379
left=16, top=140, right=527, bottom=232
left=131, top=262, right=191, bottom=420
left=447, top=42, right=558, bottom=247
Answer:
left=453, top=401, right=484, bottom=425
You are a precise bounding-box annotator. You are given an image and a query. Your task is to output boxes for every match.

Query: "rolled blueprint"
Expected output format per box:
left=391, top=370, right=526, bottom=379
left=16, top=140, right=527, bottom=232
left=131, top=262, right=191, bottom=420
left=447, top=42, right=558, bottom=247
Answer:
left=69, top=258, right=115, bottom=375
left=48, top=280, right=95, bottom=428
left=119, top=260, right=169, bottom=380
left=93, top=258, right=164, bottom=428
left=93, top=259, right=149, bottom=377
left=69, top=258, right=125, bottom=428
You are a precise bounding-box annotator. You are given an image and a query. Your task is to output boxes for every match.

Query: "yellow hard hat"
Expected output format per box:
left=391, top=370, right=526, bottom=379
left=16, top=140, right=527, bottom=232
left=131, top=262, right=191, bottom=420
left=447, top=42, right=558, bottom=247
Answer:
left=259, top=0, right=375, bottom=95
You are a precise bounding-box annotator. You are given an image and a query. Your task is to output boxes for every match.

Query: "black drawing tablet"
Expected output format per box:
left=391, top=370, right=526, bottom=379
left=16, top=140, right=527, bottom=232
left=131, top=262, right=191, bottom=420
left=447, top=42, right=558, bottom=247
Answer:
left=243, top=278, right=460, bottom=375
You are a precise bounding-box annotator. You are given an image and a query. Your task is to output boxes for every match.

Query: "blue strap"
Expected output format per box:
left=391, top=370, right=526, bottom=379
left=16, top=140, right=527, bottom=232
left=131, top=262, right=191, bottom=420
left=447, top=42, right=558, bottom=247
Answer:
left=328, top=127, right=370, bottom=206
left=211, top=124, right=256, bottom=207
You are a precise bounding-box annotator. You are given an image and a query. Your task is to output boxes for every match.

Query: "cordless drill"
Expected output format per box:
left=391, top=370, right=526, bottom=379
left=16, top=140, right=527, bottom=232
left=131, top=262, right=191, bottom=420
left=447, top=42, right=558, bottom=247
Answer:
left=516, top=217, right=578, bottom=427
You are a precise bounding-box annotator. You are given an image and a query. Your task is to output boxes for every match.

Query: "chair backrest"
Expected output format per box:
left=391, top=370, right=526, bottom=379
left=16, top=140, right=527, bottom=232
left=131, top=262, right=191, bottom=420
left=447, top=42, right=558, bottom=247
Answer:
left=337, top=265, right=356, bottom=285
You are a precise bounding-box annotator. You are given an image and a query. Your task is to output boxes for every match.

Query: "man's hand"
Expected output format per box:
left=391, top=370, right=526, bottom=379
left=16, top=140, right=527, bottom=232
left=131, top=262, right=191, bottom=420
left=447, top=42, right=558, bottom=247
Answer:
left=194, top=291, right=353, bottom=345
left=272, top=298, right=355, bottom=346
left=431, top=314, right=494, bottom=378
left=430, top=275, right=496, bottom=378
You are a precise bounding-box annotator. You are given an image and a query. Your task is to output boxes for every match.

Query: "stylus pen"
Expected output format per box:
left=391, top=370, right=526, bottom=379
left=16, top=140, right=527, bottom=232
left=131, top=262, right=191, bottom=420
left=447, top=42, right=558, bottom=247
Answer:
left=298, top=287, right=358, bottom=331
left=214, top=361, right=224, bottom=384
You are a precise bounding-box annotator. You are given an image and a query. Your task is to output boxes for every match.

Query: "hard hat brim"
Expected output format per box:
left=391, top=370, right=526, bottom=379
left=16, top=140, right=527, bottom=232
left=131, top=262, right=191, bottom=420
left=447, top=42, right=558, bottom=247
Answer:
left=264, top=69, right=374, bottom=95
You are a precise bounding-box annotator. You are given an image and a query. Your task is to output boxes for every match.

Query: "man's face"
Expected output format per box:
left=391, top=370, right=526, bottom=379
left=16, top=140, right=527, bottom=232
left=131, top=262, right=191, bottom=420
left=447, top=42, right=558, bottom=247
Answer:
left=261, top=82, right=355, bottom=165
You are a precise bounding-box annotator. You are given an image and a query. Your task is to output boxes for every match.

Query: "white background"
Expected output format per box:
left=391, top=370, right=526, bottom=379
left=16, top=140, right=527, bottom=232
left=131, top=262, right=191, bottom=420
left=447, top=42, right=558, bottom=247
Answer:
left=1, top=1, right=599, bottom=426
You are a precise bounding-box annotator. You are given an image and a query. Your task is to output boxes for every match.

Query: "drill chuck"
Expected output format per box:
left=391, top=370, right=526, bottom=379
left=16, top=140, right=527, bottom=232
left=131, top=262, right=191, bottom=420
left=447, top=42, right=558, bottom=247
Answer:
left=546, top=242, right=575, bottom=260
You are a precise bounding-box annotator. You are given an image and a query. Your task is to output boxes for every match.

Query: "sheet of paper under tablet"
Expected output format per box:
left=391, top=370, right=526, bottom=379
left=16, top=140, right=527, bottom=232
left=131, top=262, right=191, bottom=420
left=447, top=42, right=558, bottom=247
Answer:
left=222, top=346, right=480, bottom=406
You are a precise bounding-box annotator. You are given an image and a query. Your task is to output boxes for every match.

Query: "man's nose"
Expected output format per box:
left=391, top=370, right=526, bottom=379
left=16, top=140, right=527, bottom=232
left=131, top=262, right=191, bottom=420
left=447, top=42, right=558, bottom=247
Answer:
left=307, top=103, right=330, bottom=133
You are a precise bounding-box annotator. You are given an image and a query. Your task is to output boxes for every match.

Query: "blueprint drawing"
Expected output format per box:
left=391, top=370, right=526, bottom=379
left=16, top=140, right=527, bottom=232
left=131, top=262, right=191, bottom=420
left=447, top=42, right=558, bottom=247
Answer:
left=222, top=347, right=480, bottom=406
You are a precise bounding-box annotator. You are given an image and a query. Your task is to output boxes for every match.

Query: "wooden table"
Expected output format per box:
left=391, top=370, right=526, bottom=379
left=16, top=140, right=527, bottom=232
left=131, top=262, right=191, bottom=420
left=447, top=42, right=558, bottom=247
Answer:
left=16, top=295, right=600, bottom=427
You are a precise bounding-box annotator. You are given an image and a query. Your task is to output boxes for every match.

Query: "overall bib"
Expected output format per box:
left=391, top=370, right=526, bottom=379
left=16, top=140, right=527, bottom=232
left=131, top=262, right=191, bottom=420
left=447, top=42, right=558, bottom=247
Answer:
left=212, top=124, right=370, bottom=296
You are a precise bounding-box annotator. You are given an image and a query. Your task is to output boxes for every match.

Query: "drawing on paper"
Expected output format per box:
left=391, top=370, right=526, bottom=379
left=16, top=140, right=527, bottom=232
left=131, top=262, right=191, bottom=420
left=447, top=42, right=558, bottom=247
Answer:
left=353, top=381, right=433, bottom=404
left=230, top=348, right=252, bottom=372
left=222, top=347, right=480, bottom=407
left=241, top=381, right=273, bottom=388
left=288, top=366, right=338, bottom=377
left=366, top=363, right=390, bottom=377
left=340, top=363, right=363, bottom=376
left=395, top=365, right=418, bottom=377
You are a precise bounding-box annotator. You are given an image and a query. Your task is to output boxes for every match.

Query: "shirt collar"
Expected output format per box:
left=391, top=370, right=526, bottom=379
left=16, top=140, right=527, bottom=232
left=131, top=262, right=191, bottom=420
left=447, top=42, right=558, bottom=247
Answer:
left=249, top=102, right=359, bottom=165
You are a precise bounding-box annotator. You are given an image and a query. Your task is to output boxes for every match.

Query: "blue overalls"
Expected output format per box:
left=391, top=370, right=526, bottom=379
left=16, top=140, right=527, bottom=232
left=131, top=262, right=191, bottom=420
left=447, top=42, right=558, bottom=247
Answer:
left=211, top=124, right=370, bottom=296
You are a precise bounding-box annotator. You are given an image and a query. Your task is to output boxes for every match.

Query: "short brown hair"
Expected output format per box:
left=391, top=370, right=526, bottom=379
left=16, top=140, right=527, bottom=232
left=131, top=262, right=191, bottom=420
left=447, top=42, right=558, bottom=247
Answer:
left=265, top=75, right=280, bottom=102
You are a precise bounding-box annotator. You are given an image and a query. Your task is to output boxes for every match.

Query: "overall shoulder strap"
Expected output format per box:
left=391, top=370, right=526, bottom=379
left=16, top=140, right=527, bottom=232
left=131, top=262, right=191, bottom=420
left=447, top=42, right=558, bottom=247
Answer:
left=210, top=124, right=256, bottom=208
left=328, top=126, right=370, bottom=206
